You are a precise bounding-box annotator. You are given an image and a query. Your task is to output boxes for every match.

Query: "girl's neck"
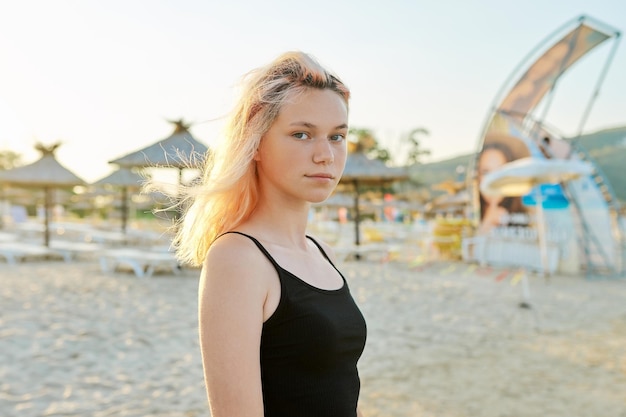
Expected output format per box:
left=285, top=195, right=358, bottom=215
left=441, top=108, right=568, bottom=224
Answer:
left=242, top=198, right=311, bottom=250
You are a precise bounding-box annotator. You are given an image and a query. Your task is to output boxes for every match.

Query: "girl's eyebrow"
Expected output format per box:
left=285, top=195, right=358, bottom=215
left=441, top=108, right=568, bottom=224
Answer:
left=289, top=121, right=348, bottom=130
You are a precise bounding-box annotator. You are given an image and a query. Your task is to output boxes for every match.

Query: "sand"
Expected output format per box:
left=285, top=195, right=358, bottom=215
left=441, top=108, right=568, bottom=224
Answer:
left=1, top=258, right=625, bottom=417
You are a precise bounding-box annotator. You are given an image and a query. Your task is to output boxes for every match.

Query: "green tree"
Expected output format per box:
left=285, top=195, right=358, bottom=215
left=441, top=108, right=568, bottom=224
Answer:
left=348, top=127, right=392, bottom=163
left=0, top=150, right=22, bottom=170
left=405, top=127, right=430, bottom=166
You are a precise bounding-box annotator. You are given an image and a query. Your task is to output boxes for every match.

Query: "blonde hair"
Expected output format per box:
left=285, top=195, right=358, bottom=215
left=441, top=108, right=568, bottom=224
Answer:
left=174, top=51, right=350, bottom=266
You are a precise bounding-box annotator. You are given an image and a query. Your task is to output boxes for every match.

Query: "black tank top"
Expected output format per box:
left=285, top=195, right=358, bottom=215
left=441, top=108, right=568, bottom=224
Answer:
left=225, top=232, right=367, bottom=417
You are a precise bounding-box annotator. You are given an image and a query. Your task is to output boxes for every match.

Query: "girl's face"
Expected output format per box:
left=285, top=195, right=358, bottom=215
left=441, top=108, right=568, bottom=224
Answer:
left=255, top=88, right=348, bottom=205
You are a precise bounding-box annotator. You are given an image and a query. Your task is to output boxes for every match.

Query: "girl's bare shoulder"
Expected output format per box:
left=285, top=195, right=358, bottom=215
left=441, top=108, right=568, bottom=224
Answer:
left=202, top=232, right=274, bottom=284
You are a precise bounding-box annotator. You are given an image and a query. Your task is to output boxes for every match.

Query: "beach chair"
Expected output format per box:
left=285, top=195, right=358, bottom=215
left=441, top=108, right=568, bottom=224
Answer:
left=333, top=242, right=392, bottom=262
left=99, top=248, right=180, bottom=278
left=0, top=231, right=17, bottom=242
left=49, top=240, right=104, bottom=262
left=0, top=242, right=62, bottom=265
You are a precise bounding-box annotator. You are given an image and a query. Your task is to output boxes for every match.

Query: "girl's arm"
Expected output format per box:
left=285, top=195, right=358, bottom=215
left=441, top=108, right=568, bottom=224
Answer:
left=198, top=237, right=269, bottom=417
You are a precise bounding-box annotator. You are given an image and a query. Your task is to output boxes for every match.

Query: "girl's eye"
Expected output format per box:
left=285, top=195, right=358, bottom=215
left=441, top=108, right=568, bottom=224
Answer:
left=330, top=134, right=345, bottom=142
left=293, top=132, right=310, bottom=140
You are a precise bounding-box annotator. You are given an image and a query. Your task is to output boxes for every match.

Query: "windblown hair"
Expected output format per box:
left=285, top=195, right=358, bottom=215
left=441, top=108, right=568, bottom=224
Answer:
left=174, top=51, right=350, bottom=266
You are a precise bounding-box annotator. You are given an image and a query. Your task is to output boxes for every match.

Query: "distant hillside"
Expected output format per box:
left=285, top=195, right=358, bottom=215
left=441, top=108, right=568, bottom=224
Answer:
left=572, top=125, right=626, bottom=151
left=409, top=154, right=473, bottom=188
left=573, top=126, right=626, bottom=202
left=410, top=126, right=626, bottom=202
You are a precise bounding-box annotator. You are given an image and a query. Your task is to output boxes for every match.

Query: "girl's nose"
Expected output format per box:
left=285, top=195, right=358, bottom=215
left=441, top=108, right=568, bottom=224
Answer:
left=313, top=139, right=334, bottom=164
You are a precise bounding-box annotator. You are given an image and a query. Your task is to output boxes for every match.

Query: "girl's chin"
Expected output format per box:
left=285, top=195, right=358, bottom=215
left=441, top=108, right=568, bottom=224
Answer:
left=308, top=193, right=334, bottom=204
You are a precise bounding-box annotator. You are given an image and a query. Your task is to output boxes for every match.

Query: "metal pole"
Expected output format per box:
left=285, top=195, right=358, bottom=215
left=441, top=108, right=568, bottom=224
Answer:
left=353, top=179, right=360, bottom=247
left=535, top=187, right=550, bottom=278
left=121, top=186, right=128, bottom=234
left=44, top=186, right=51, bottom=247
left=575, top=31, right=622, bottom=137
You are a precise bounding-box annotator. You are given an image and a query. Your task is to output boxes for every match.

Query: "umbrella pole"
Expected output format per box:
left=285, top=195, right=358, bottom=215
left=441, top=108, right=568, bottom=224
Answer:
left=44, top=186, right=51, bottom=247
left=121, top=186, right=128, bottom=234
left=0, top=187, right=4, bottom=229
left=535, top=188, right=550, bottom=278
left=353, top=179, right=360, bottom=247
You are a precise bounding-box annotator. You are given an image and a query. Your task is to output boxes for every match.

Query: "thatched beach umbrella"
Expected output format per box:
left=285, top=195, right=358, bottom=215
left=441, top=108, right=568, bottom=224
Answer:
left=71, top=188, right=118, bottom=206
left=428, top=179, right=469, bottom=215
left=427, top=190, right=470, bottom=215
left=92, top=167, right=145, bottom=233
left=432, top=179, right=466, bottom=195
left=109, top=119, right=208, bottom=186
left=339, top=151, right=408, bottom=246
left=0, top=143, right=85, bottom=246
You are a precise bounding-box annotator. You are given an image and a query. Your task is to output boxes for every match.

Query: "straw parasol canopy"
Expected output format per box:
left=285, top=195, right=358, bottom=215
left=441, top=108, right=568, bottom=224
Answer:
left=432, top=179, right=466, bottom=195
left=428, top=179, right=469, bottom=215
left=94, top=166, right=146, bottom=188
left=109, top=119, right=208, bottom=185
left=0, top=143, right=83, bottom=186
left=426, top=190, right=470, bottom=215
left=0, top=142, right=85, bottom=246
left=92, top=167, right=146, bottom=233
left=339, top=151, right=409, bottom=247
left=341, top=152, right=408, bottom=185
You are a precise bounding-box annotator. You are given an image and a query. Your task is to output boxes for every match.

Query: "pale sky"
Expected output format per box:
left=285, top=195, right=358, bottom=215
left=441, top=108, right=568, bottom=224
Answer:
left=1, top=0, right=625, bottom=183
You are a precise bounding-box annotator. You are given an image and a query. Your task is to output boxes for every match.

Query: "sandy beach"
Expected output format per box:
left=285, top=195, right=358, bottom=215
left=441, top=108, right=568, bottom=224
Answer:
left=1, top=258, right=625, bottom=417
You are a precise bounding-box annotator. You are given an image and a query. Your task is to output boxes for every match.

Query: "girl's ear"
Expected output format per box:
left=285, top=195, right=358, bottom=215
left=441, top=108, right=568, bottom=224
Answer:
left=254, top=137, right=263, bottom=161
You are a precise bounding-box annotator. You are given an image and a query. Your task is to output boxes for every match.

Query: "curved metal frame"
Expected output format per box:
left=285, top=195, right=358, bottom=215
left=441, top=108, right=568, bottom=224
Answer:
left=466, top=15, right=624, bottom=277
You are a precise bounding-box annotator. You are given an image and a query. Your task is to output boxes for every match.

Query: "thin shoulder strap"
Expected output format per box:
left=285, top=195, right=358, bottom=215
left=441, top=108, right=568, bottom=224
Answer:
left=219, top=231, right=281, bottom=270
left=219, top=232, right=335, bottom=269
left=306, top=235, right=336, bottom=267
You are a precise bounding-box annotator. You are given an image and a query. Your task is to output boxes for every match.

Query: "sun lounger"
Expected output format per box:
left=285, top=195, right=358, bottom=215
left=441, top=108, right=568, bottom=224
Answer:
left=0, top=242, right=62, bottom=265
left=84, top=229, right=130, bottom=245
left=49, top=241, right=103, bottom=262
left=0, top=232, right=17, bottom=242
left=99, top=248, right=180, bottom=278
left=333, top=243, right=391, bottom=262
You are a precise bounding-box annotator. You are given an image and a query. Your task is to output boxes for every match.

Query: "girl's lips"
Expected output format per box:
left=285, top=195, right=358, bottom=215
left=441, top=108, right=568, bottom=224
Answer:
left=307, top=173, right=334, bottom=179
